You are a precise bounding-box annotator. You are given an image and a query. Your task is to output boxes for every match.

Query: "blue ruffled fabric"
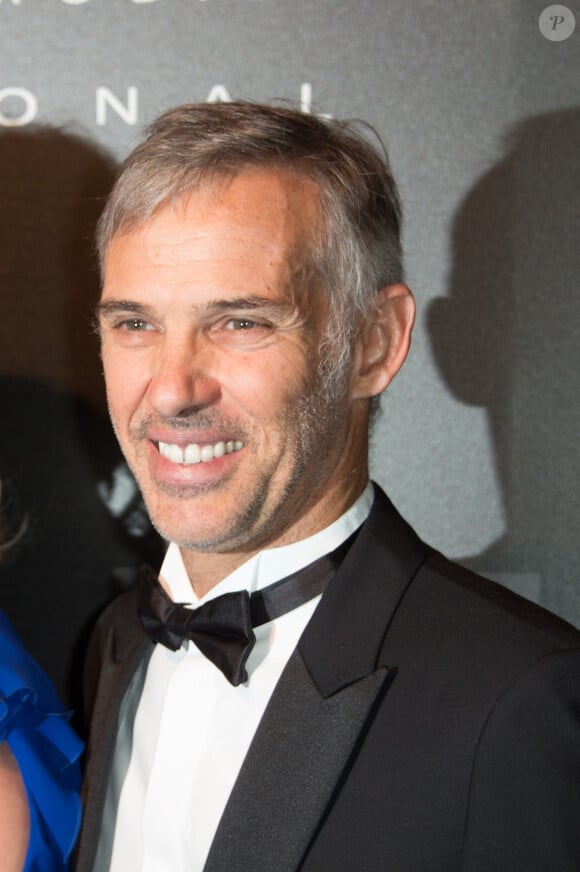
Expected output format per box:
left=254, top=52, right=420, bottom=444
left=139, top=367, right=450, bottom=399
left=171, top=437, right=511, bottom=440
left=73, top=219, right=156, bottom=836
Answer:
left=0, top=611, right=83, bottom=871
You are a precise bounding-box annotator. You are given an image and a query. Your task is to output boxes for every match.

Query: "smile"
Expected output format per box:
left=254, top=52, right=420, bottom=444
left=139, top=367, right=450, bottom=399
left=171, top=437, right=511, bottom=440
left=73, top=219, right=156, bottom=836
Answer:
left=157, top=440, right=243, bottom=465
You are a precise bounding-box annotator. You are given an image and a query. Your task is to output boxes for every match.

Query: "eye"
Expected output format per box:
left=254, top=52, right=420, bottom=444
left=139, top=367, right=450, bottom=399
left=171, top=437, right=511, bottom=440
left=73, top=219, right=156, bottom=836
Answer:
left=118, top=318, right=154, bottom=332
left=225, top=318, right=263, bottom=331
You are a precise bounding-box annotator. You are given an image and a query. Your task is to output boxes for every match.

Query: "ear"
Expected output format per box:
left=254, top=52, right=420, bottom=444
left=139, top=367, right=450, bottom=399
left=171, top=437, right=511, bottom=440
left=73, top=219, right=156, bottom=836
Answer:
left=350, top=284, right=416, bottom=400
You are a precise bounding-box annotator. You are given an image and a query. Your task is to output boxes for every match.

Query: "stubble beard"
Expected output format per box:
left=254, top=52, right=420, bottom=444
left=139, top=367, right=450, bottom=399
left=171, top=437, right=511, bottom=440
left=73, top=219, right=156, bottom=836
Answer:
left=125, top=368, right=350, bottom=556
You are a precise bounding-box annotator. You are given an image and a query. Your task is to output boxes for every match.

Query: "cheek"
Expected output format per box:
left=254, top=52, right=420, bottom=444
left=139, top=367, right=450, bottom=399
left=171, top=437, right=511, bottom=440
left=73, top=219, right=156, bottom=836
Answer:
left=228, top=347, right=310, bottom=406
left=103, top=353, right=146, bottom=421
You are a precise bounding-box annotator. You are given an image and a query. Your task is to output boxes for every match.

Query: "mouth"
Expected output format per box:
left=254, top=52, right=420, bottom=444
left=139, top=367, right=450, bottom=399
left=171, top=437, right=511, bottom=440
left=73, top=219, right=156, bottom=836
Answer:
left=156, top=439, right=244, bottom=465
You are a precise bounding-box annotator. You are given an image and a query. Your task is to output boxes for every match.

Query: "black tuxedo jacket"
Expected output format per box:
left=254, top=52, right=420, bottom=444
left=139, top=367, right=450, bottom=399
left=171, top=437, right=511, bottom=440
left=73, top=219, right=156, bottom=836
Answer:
left=76, top=487, right=580, bottom=871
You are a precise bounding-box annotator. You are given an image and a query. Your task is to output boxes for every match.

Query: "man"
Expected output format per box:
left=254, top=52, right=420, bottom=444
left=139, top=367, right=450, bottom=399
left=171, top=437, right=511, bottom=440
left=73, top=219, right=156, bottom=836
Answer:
left=77, top=102, right=580, bottom=871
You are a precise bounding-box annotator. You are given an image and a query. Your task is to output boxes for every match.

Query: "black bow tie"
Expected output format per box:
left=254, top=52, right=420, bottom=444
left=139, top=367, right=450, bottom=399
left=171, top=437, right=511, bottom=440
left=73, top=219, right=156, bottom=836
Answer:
left=138, top=534, right=355, bottom=686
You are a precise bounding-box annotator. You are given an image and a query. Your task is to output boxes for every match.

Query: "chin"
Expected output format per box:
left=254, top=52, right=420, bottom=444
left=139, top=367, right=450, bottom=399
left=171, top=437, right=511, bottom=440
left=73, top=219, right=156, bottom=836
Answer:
left=147, top=505, right=239, bottom=553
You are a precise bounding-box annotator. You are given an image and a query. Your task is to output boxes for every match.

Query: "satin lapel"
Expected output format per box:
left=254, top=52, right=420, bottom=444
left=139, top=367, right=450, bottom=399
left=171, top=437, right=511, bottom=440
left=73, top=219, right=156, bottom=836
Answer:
left=204, top=649, right=395, bottom=872
left=300, top=485, right=429, bottom=697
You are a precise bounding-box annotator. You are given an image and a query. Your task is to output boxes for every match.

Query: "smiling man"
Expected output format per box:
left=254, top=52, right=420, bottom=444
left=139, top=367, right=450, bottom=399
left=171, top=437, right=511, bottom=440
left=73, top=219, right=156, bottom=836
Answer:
left=77, top=103, right=580, bottom=872
left=96, top=167, right=395, bottom=589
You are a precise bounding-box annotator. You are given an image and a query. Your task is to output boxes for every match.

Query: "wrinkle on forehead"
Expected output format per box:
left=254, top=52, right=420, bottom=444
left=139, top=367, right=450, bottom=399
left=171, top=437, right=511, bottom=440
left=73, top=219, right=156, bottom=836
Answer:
left=140, top=167, right=321, bottom=263
left=105, top=167, right=325, bottom=314
left=111, top=168, right=320, bottom=292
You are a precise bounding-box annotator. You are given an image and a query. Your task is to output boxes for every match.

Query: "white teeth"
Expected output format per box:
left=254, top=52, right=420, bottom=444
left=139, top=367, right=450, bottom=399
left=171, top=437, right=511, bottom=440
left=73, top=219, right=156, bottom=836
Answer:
left=200, top=444, right=214, bottom=463
left=158, top=440, right=243, bottom=465
left=166, top=443, right=184, bottom=463
left=184, top=444, right=201, bottom=464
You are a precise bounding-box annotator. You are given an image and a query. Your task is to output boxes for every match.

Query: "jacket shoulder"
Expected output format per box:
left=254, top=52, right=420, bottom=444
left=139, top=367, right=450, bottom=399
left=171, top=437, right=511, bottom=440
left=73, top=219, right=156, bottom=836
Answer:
left=421, top=549, right=580, bottom=649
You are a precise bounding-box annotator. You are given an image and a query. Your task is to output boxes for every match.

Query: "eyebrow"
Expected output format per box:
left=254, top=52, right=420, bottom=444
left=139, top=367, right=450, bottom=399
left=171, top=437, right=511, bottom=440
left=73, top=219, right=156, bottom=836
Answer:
left=96, top=300, right=153, bottom=320
left=203, top=296, right=291, bottom=315
left=96, top=295, right=292, bottom=321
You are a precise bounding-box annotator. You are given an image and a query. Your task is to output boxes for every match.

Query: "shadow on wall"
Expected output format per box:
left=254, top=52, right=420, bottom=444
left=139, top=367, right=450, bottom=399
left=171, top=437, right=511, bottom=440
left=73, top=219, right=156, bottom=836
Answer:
left=428, top=107, right=580, bottom=627
left=0, top=126, right=163, bottom=721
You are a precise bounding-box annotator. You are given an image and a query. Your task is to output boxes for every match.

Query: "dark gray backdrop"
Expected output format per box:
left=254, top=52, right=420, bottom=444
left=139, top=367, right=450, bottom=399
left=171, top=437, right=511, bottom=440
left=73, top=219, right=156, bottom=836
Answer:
left=0, top=0, right=578, bottom=714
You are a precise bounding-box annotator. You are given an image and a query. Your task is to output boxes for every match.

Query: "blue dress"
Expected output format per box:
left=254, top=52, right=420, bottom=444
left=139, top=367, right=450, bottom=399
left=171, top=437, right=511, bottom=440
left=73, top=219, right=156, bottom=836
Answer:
left=0, top=610, right=83, bottom=871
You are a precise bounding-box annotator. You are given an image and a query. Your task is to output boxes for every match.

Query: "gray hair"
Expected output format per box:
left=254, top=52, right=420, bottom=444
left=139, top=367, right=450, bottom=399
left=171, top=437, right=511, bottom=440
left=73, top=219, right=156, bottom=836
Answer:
left=97, top=102, right=404, bottom=395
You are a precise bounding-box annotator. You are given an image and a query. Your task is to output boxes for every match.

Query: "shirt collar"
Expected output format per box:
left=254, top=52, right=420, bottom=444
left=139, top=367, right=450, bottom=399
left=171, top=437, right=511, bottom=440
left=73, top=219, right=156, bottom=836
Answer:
left=160, top=482, right=374, bottom=605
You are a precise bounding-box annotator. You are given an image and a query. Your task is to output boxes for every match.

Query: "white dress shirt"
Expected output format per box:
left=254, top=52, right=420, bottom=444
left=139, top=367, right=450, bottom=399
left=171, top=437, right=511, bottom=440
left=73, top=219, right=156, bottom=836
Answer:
left=109, top=483, right=373, bottom=872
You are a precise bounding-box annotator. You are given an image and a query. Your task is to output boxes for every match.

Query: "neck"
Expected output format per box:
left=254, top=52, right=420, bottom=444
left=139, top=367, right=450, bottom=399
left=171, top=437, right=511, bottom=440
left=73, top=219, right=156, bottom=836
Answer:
left=179, top=472, right=369, bottom=598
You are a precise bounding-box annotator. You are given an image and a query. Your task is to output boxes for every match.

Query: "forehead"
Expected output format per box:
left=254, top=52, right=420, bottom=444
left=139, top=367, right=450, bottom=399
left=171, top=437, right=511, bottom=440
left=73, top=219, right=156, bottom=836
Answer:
left=103, top=167, right=322, bottom=288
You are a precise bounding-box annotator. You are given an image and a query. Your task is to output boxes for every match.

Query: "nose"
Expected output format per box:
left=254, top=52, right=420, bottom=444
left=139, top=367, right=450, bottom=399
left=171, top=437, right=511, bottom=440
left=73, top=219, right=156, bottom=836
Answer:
left=146, top=333, right=221, bottom=418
